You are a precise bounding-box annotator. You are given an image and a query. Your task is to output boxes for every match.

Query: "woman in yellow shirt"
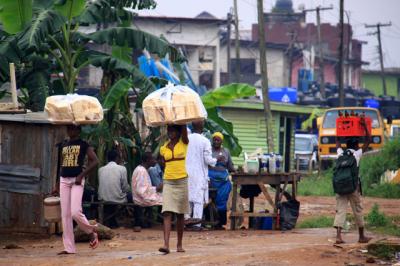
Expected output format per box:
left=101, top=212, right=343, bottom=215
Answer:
left=159, top=125, right=189, bottom=254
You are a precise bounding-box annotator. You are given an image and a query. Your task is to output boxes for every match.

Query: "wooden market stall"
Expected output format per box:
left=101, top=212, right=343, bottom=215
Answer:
left=0, top=112, right=66, bottom=234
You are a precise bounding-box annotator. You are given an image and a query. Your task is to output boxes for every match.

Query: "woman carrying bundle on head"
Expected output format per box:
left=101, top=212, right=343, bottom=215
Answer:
left=158, top=125, right=189, bottom=254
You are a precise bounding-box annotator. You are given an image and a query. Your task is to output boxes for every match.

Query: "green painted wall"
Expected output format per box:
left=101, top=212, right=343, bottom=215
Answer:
left=220, top=108, right=279, bottom=166
left=362, top=73, right=400, bottom=97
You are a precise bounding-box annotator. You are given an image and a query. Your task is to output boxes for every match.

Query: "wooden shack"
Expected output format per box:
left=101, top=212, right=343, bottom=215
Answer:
left=0, top=112, right=66, bottom=234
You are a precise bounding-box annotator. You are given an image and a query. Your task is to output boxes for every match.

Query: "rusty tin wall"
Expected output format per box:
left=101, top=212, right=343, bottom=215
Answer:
left=0, top=122, right=66, bottom=233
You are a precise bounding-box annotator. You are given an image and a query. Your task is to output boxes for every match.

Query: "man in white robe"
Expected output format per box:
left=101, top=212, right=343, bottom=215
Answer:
left=185, top=121, right=217, bottom=229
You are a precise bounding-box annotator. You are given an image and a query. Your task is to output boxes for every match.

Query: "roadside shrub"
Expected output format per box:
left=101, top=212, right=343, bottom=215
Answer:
left=364, top=183, right=400, bottom=198
left=366, top=204, right=388, bottom=227
left=359, top=136, right=400, bottom=194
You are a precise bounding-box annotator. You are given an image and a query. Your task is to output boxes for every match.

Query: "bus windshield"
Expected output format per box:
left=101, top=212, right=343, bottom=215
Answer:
left=322, top=109, right=380, bottom=129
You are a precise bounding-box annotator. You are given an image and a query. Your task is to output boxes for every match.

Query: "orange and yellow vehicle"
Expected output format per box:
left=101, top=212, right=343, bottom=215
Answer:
left=318, top=107, right=385, bottom=161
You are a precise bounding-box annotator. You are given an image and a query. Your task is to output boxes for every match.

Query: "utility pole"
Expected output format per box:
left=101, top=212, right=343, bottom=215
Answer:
left=257, top=0, right=274, bottom=153
left=233, top=0, right=240, bottom=83
left=365, top=22, right=392, bottom=96
left=304, top=6, right=333, bottom=99
left=227, top=11, right=232, bottom=83
left=338, top=0, right=345, bottom=106
left=287, top=30, right=297, bottom=87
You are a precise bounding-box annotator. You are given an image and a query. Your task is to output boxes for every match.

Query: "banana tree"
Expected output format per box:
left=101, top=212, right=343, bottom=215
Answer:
left=0, top=0, right=182, bottom=110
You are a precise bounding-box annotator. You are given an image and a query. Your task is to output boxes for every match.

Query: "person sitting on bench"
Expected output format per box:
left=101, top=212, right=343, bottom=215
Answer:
left=131, top=152, right=163, bottom=231
left=98, top=149, right=130, bottom=228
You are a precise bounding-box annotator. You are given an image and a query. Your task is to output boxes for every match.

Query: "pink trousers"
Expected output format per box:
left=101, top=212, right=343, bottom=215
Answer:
left=60, top=177, right=94, bottom=253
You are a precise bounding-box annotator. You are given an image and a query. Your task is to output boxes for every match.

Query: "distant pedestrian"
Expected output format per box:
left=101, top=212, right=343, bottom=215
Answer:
left=333, top=117, right=372, bottom=244
left=159, top=125, right=189, bottom=254
left=208, top=132, right=235, bottom=230
left=185, top=121, right=217, bottom=230
left=56, top=125, right=99, bottom=254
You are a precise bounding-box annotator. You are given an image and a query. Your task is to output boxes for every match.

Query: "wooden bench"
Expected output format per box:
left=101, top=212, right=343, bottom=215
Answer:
left=83, top=200, right=163, bottom=226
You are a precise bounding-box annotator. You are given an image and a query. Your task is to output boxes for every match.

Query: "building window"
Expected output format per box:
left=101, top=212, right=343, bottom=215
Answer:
left=230, top=58, right=256, bottom=74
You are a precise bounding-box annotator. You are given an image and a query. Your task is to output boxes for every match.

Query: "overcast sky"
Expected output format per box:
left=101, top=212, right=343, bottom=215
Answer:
left=137, top=0, right=400, bottom=70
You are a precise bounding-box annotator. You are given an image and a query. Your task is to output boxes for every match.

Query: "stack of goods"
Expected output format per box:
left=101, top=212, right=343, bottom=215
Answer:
left=143, top=83, right=207, bottom=126
left=45, top=94, right=103, bottom=124
left=336, top=110, right=372, bottom=137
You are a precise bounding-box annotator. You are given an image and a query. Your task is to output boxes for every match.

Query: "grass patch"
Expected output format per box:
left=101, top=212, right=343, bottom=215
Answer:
left=366, top=204, right=400, bottom=237
left=297, top=216, right=334, bottom=228
left=364, top=183, right=400, bottom=198
left=298, top=169, right=334, bottom=197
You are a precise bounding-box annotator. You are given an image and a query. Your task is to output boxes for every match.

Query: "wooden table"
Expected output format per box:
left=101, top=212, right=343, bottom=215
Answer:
left=230, top=172, right=301, bottom=230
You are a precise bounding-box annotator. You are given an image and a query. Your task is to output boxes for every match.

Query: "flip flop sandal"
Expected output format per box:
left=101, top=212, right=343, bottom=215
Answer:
left=89, top=231, right=99, bottom=249
left=57, top=250, right=74, bottom=255
left=158, top=247, right=170, bottom=254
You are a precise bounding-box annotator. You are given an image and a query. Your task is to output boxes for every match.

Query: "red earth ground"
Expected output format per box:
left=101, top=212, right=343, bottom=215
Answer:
left=1, top=195, right=399, bottom=266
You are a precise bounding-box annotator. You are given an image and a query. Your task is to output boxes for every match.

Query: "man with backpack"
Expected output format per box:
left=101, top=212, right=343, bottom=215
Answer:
left=333, top=117, right=371, bottom=244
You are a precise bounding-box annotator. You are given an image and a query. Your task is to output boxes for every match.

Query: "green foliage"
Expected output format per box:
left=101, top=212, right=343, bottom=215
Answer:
left=297, top=216, right=334, bottom=228
left=367, top=204, right=388, bottom=227
left=365, top=183, right=400, bottom=198
left=18, top=9, right=66, bottom=50
left=201, top=83, right=256, bottom=109
left=102, top=78, right=131, bottom=109
left=86, top=27, right=184, bottom=62
left=297, top=169, right=335, bottom=197
left=0, top=0, right=32, bottom=34
left=54, top=0, right=85, bottom=19
left=360, top=137, right=400, bottom=193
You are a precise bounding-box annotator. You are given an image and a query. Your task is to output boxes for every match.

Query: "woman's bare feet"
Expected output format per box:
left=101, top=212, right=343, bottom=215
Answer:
left=177, top=246, right=185, bottom=252
left=358, top=236, right=372, bottom=243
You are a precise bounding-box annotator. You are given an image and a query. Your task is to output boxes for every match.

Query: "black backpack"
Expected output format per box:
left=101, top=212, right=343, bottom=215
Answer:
left=333, top=150, right=359, bottom=195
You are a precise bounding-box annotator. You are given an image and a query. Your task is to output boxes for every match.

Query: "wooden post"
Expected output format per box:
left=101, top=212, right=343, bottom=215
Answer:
left=230, top=182, right=238, bottom=230
left=227, top=12, right=232, bottom=83
left=338, top=0, right=345, bottom=106
left=257, top=0, right=275, bottom=153
left=9, top=63, right=18, bottom=109
left=365, top=22, right=392, bottom=96
left=233, top=0, right=240, bottom=82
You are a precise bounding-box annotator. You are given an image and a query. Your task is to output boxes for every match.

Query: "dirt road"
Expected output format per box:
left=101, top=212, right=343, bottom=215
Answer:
left=1, top=196, right=399, bottom=266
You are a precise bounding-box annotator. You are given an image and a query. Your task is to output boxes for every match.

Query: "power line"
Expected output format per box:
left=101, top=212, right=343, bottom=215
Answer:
left=365, top=22, right=392, bottom=95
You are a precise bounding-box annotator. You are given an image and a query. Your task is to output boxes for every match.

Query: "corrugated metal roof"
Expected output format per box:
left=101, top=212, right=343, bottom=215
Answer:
left=221, top=100, right=320, bottom=114
left=0, top=112, right=52, bottom=124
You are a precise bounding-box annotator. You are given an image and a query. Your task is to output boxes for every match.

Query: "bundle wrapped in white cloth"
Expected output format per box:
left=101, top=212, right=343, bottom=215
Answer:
left=45, top=94, right=103, bottom=124
left=143, top=83, right=207, bottom=127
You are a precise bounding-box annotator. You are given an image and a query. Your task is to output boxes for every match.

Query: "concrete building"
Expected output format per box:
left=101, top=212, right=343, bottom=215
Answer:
left=132, top=12, right=225, bottom=88
left=252, top=0, right=368, bottom=89
left=362, top=68, right=400, bottom=98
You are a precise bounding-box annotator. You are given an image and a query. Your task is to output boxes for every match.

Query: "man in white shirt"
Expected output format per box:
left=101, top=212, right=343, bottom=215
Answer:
left=333, top=117, right=371, bottom=244
left=98, top=150, right=130, bottom=227
left=185, top=121, right=218, bottom=230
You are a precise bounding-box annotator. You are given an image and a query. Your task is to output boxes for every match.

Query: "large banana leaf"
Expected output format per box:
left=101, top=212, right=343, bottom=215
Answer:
left=205, top=107, right=242, bottom=156
left=85, top=27, right=185, bottom=62
left=201, top=83, right=256, bottom=109
left=103, top=78, right=131, bottom=109
left=78, top=0, right=132, bottom=25
left=78, top=50, right=135, bottom=75
left=0, top=0, right=32, bottom=34
left=54, top=0, right=85, bottom=19
left=18, top=9, right=66, bottom=50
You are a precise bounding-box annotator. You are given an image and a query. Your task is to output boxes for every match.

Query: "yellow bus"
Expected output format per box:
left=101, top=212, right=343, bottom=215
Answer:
left=318, top=107, right=385, bottom=161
